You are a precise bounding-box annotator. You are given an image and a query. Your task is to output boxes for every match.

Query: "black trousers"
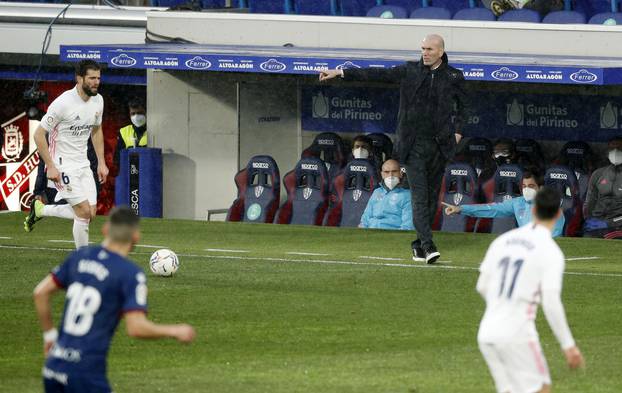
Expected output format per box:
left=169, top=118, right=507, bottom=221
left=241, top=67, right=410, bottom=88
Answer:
left=404, top=139, right=447, bottom=249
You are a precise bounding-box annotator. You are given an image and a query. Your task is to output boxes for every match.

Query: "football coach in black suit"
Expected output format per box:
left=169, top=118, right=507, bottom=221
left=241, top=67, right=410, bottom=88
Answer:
left=320, top=34, right=468, bottom=264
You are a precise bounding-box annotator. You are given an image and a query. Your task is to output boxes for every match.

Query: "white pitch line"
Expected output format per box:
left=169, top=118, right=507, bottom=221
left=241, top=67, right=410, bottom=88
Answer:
left=286, top=252, right=331, bottom=256
left=1, top=244, right=621, bottom=278
left=136, top=245, right=168, bottom=249
left=204, top=248, right=249, bottom=253
left=359, top=256, right=405, bottom=261
left=566, top=257, right=600, bottom=261
left=0, top=236, right=12, bottom=239
left=48, top=240, right=94, bottom=244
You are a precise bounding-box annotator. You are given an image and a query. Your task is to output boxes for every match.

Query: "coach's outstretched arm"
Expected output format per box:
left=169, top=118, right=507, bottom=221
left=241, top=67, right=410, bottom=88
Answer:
left=319, top=64, right=407, bottom=84
left=542, top=289, right=584, bottom=369
left=124, top=311, right=195, bottom=342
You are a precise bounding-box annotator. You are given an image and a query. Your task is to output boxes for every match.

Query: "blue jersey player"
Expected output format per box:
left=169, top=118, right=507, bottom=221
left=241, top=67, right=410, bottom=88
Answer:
left=33, top=206, right=195, bottom=393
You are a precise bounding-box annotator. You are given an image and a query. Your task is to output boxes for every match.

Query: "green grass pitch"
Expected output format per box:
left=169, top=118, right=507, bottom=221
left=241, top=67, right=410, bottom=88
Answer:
left=1, top=212, right=621, bottom=392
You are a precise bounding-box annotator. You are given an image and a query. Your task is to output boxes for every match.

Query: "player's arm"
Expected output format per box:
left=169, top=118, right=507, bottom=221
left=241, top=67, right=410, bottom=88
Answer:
left=475, top=241, right=498, bottom=298
left=33, top=275, right=62, bottom=355
left=91, top=125, right=109, bottom=184
left=124, top=311, right=195, bottom=342
left=34, top=125, right=60, bottom=183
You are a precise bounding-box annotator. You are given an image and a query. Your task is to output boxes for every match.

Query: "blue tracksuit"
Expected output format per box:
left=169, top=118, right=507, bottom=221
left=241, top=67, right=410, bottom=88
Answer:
left=360, top=186, right=414, bottom=230
left=460, top=196, right=565, bottom=237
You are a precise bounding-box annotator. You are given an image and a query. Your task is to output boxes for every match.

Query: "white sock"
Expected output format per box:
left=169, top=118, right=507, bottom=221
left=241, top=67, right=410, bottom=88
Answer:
left=73, top=218, right=90, bottom=249
left=42, top=204, right=75, bottom=220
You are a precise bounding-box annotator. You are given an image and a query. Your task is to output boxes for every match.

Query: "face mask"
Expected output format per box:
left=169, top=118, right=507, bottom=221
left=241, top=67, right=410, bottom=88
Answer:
left=353, top=147, right=369, bottom=160
left=522, top=187, right=537, bottom=202
left=384, top=176, right=400, bottom=190
left=609, top=149, right=622, bottom=166
left=131, top=114, right=146, bottom=128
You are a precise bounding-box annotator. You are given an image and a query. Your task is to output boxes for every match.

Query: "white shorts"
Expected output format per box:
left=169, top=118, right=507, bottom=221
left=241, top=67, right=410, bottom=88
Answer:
left=51, top=167, right=97, bottom=206
left=479, top=340, right=551, bottom=393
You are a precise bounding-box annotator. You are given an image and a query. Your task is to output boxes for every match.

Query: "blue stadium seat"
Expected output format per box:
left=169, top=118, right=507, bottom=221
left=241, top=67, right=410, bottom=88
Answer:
left=437, top=163, right=479, bottom=233
left=367, top=133, right=394, bottom=166
left=367, top=5, right=409, bottom=18
left=458, top=137, right=495, bottom=182
left=341, top=0, right=378, bottom=16
left=544, top=165, right=583, bottom=236
left=453, top=7, right=496, bottom=20
left=588, top=12, right=622, bottom=24
left=482, top=164, right=524, bottom=234
left=276, top=157, right=330, bottom=225
left=294, top=0, right=338, bottom=15
left=227, top=155, right=281, bottom=223
left=301, top=132, right=348, bottom=180
left=324, top=159, right=381, bottom=227
left=410, top=6, right=452, bottom=19
left=498, top=9, right=541, bottom=22
left=543, top=10, right=587, bottom=23
left=515, top=138, right=545, bottom=173
left=556, top=141, right=596, bottom=202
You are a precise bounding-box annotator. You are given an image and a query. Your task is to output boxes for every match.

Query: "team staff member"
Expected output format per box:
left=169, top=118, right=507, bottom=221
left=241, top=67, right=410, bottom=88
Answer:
left=114, top=97, right=148, bottom=169
left=320, top=34, right=468, bottom=263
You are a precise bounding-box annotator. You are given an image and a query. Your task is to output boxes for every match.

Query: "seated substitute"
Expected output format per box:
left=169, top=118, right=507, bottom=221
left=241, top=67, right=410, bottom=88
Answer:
left=583, top=137, right=622, bottom=238
left=443, top=169, right=565, bottom=237
left=351, top=134, right=373, bottom=160
left=360, top=159, right=414, bottom=230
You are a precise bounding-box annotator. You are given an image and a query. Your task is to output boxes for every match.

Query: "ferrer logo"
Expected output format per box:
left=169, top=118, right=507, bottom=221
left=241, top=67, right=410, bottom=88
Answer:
left=185, top=56, right=212, bottom=70
left=110, top=54, right=137, bottom=67
left=301, top=164, right=318, bottom=170
left=1, top=124, right=24, bottom=162
left=252, top=162, right=269, bottom=169
left=260, top=59, right=286, bottom=72
left=491, top=67, right=519, bottom=81
left=450, top=169, right=468, bottom=176
left=570, top=69, right=598, bottom=84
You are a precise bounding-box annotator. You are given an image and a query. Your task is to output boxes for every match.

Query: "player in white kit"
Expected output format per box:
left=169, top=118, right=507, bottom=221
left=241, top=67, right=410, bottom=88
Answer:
left=477, top=187, right=584, bottom=393
left=24, top=60, right=108, bottom=249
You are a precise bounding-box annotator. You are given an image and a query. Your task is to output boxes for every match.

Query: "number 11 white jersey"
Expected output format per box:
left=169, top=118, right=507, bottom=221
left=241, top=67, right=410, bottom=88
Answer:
left=477, top=224, right=565, bottom=344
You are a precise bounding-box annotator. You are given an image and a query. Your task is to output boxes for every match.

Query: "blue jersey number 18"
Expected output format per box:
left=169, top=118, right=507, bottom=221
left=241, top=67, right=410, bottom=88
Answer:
left=64, top=282, right=102, bottom=336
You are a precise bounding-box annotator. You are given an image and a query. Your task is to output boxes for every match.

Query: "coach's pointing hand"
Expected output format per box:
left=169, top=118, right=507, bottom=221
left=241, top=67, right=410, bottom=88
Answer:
left=319, top=69, right=344, bottom=82
left=442, top=202, right=462, bottom=216
left=564, top=346, right=585, bottom=370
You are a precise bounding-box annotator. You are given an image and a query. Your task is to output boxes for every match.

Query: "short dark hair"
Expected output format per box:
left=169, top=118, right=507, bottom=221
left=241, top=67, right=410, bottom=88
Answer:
left=128, top=97, right=146, bottom=110
left=523, top=169, right=543, bottom=186
left=75, top=60, right=101, bottom=77
left=534, top=186, right=561, bottom=221
left=107, top=206, right=140, bottom=243
left=352, top=134, right=372, bottom=150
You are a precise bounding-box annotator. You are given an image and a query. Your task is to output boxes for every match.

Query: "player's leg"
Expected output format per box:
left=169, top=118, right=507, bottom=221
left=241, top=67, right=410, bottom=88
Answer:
left=71, top=201, right=91, bottom=249
left=478, top=342, right=512, bottom=393
left=503, top=341, right=552, bottom=393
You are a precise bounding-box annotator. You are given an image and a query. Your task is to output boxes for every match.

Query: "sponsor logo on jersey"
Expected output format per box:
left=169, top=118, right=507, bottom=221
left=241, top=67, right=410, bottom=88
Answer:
left=549, top=173, right=568, bottom=180
left=450, top=169, right=468, bottom=176
left=569, top=69, right=598, bottom=84
left=491, top=67, right=519, bottom=81
left=1, top=124, right=24, bottom=162
left=301, top=164, right=319, bottom=170
left=260, top=59, right=287, bottom=72
left=185, top=56, right=212, bottom=70
left=110, top=54, right=137, bottom=67
left=252, top=162, right=269, bottom=169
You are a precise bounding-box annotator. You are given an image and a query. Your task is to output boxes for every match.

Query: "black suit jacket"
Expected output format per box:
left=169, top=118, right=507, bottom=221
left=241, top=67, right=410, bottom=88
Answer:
left=343, top=53, right=468, bottom=163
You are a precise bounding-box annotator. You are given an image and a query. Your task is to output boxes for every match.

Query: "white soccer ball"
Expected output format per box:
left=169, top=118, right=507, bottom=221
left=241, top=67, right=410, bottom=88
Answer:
left=149, top=249, right=179, bottom=277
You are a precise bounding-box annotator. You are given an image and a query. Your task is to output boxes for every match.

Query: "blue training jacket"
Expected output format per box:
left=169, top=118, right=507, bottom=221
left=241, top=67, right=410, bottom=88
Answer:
left=360, top=186, right=414, bottom=230
left=460, top=196, right=565, bottom=237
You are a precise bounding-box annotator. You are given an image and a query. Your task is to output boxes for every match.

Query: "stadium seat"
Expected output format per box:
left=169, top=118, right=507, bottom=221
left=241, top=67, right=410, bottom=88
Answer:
left=458, top=137, right=495, bottom=182
left=588, top=12, right=622, bottom=24
left=436, top=163, right=479, bottom=232
left=453, top=7, right=496, bottom=20
left=482, top=164, right=524, bottom=234
left=542, top=10, right=587, bottom=23
left=556, top=141, right=596, bottom=202
left=498, top=9, right=541, bottom=22
left=226, top=155, right=281, bottom=223
left=301, top=132, right=348, bottom=179
left=410, top=6, right=452, bottom=19
left=324, top=159, right=381, bottom=227
left=276, top=157, right=330, bottom=225
left=341, top=0, right=378, bottom=16
left=366, top=5, right=409, bottom=18
left=294, top=0, right=338, bottom=15
left=544, top=166, right=583, bottom=236
left=367, top=133, right=394, bottom=166
left=515, top=139, right=545, bottom=172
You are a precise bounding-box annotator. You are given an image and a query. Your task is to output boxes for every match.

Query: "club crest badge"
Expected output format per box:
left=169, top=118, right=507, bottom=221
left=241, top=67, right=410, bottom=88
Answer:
left=353, top=189, right=362, bottom=202
left=254, top=185, right=264, bottom=198
left=303, top=187, right=313, bottom=200
left=2, top=124, right=24, bottom=162
left=453, top=192, right=463, bottom=206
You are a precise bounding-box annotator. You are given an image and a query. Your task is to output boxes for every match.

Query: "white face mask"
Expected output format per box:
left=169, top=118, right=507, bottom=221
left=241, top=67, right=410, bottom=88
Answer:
left=522, top=187, right=537, bottom=202
left=131, top=114, right=146, bottom=128
left=353, top=147, right=369, bottom=160
left=384, top=176, right=400, bottom=190
left=609, top=149, right=622, bottom=166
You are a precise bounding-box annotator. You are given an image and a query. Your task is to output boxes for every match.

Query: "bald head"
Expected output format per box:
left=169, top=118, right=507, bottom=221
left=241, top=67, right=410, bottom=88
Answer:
left=381, top=159, right=402, bottom=180
left=421, top=34, right=445, bottom=68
